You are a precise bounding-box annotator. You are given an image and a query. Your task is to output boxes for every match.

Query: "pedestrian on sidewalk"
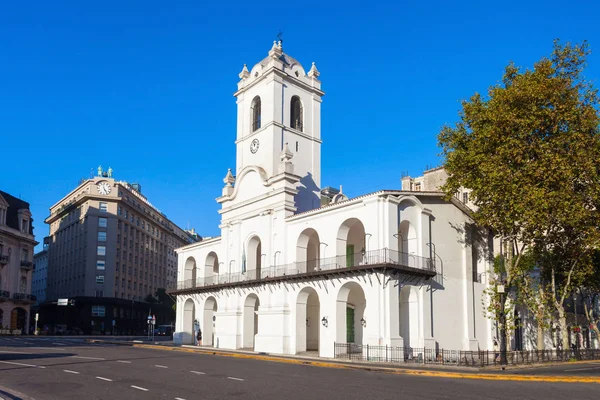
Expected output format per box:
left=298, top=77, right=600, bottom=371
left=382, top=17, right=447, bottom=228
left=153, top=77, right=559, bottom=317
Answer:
left=196, top=327, right=202, bottom=346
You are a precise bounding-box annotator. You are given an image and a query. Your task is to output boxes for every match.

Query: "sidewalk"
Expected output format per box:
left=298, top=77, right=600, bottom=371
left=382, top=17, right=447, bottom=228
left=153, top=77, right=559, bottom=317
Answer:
left=84, top=338, right=600, bottom=383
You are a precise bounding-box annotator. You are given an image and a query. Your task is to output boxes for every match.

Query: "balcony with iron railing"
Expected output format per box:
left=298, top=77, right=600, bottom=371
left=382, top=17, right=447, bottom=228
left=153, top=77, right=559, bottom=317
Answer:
left=169, top=248, right=436, bottom=294
left=12, top=293, right=36, bottom=304
left=20, top=260, right=34, bottom=270
left=0, top=255, right=8, bottom=265
left=0, top=290, right=10, bottom=302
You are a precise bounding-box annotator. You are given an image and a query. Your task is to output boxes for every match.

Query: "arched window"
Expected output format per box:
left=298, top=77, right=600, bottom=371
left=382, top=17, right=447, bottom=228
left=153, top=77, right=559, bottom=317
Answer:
left=290, top=96, right=303, bottom=132
left=19, top=276, right=27, bottom=293
left=251, top=96, right=261, bottom=131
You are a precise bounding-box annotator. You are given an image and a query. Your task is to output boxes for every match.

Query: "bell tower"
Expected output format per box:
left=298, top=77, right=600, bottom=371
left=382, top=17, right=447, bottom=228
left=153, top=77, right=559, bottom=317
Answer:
left=233, top=41, right=324, bottom=212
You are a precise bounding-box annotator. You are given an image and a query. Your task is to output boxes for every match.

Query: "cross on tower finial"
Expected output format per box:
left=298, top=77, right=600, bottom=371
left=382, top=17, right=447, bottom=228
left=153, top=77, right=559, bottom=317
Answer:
left=277, top=29, right=283, bottom=44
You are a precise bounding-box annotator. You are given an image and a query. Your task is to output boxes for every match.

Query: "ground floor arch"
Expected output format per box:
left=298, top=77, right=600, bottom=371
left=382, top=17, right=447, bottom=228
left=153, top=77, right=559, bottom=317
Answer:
left=399, top=285, right=420, bottom=348
left=296, top=287, right=320, bottom=353
left=242, top=293, right=260, bottom=349
left=336, top=282, right=366, bottom=345
left=203, top=297, right=218, bottom=347
left=11, top=307, right=27, bottom=331
left=182, top=299, right=195, bottom=345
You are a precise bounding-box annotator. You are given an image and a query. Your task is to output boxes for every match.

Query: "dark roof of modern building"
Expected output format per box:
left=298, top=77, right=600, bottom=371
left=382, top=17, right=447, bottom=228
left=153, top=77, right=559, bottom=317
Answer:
left=0, top=190, right=34, bottom=235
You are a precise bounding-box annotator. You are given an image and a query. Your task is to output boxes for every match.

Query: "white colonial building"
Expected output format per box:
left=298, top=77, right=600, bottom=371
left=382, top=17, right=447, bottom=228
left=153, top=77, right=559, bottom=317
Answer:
left=171, top=42, right=495, bottom=359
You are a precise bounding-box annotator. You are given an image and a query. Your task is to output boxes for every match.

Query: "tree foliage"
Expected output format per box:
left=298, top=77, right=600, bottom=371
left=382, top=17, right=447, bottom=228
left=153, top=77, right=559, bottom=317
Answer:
left=439, top=39, right=600, bottom=245
left=438, top=39, right=600, bottom=348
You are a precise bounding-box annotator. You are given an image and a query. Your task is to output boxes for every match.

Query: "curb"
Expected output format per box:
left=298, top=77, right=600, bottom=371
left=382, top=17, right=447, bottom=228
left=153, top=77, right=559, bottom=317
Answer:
left=0, top=385, right=36, bottom=400
left=85, top=339, right=600, bottom=384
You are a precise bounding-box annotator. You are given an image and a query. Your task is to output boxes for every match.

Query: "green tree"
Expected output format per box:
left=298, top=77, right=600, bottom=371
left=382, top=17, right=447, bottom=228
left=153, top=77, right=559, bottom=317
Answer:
left=438, top=39, right=600, bottom=354
left=577, top=251, right=600, bottom=347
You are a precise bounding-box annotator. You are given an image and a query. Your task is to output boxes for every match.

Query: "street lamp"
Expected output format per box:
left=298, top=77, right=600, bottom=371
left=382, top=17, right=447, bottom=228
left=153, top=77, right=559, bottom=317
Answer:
left=319, top=242, right=328, bottom=257
left=362, top=233, right=372, bottom=258
left=229, top=260, right=235, bottom=277
left=426, top=242, right=436, bottom=271
left=274, top=251, right=281, bottom=267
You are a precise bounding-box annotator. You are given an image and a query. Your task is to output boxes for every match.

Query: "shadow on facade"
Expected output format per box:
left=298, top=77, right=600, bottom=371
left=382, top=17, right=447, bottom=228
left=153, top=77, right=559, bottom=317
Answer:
left=294, top=173, right=320, bottom=214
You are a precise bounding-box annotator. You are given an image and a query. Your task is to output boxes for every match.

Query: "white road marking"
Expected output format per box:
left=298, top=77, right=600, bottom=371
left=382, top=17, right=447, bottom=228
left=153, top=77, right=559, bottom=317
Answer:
left=29, top=347, right=66, bottom=351
left=71, top=356, right=105, bottom=360
left=131, top=385, right=149, bottom=391
left=63, top=370, right=80, bottom=374
left=117, top=360, right=131, bottom=363
left=0, top=351, right=29, bottom=354
left=52, top=342, right=66, bottom=345
left=0, top=361, right=46, bottom=369
left=154, top=364, right=168, bottom=368
left=175, top=398, right=187, bottom=400
left=567, top=366, right=600, bottom=371
left=190, top=370, right=205, bottom=375
left=96, top=376, right=113, bottom=382
left=227, top=377, right=244, bottom=381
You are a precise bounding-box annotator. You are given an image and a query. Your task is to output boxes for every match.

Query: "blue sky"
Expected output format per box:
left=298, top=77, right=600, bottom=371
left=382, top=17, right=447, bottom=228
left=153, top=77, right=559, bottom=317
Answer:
left=1, top=1, right=598, bottom=251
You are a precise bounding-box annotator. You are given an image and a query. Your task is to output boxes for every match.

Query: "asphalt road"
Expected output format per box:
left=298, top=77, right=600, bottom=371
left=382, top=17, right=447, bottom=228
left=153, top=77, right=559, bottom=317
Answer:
left=0, top=337, right=598, bottom=400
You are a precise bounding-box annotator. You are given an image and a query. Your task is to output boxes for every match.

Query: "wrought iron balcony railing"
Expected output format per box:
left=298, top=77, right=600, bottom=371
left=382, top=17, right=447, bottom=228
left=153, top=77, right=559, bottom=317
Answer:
left=12, top=293, right=36, bottom=303
left=0, top=290, right=10, bottom=300
left=171, top=248, right=435, bottom=292
left=0, top=255, right=8, bottom=264
left=20, top=261, right=34, bottom=270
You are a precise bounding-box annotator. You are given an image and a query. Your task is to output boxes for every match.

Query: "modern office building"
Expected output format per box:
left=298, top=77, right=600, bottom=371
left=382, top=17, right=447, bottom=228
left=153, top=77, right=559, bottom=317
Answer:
left=0, top=190, right=38, bottom=333
left=43, top=170, right=199, bottom=333
left=32, top=244, right=49, bottom=305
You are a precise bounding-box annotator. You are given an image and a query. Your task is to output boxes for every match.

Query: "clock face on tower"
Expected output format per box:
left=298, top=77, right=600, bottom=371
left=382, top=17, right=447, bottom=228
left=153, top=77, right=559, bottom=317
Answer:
left=250, top=138, right=260, bottom=154
left=97, top=182, right=111, bottom=195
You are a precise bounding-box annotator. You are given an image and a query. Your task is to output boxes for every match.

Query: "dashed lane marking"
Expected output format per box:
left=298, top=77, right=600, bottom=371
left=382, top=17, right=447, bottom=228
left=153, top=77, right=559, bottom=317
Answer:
left=71, top=356, right=105, bottom=360
left=190, top=371, right=205, bottom=375
left=63, top=370, right=80, bottom=374
left=154, top=365, right=168, bottom=368
left=123, top=342, right=600, bottom=384
left=0, top=361, right=45, bottom=369
left=131, top=385, right=149, bottom=392
left=117, top=360, right=131, bottom=363
left=227, top=377, right=244, bottom=381
left=96, top=377, right=113, bottom=382
left=29, top=347, right=66, bottom=351
left=175, top=398, right=186, bottom=400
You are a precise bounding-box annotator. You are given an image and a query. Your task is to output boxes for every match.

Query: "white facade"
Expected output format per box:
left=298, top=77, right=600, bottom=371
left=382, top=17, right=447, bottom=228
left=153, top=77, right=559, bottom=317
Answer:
left=172, top=42, right=495, bottom=358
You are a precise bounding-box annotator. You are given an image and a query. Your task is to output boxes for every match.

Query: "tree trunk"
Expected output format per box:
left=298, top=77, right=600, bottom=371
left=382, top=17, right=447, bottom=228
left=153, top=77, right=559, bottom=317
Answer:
left=536, top=322, right=545, bottom=350
left=499, top=296, right=508, bottom=364
left=557, top=306, right=569, bottom=350
left=592, top=325, right=600, bottom=349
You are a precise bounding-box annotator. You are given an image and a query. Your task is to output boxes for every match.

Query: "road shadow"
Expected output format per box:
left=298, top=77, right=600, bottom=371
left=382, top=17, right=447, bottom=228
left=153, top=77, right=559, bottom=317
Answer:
left=0, top=352, right=75, bottom=361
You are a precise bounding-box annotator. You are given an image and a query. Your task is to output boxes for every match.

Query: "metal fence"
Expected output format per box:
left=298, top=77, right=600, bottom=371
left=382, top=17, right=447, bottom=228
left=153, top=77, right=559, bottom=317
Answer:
left=173, top=248, right=435, bottom=291
left=334, top=343, right=600, bottom=367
